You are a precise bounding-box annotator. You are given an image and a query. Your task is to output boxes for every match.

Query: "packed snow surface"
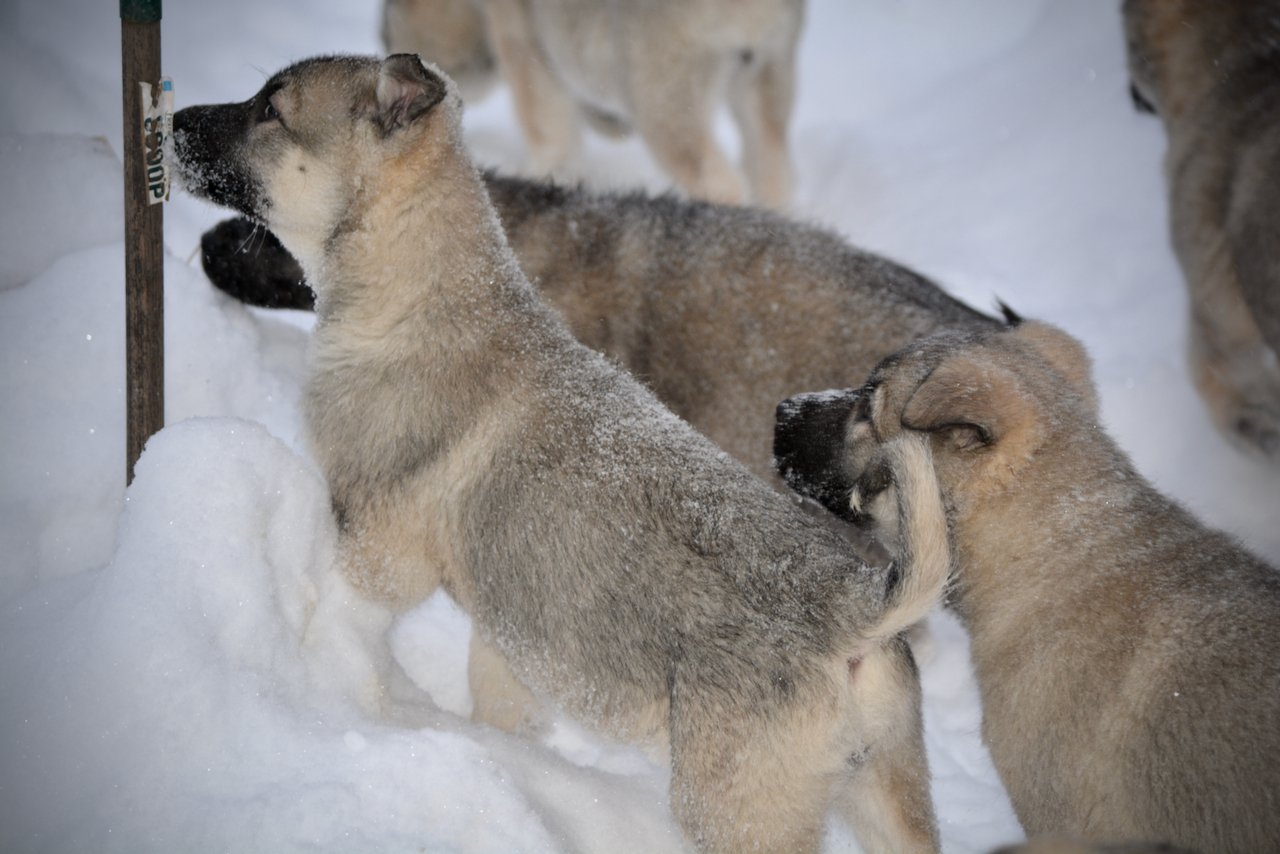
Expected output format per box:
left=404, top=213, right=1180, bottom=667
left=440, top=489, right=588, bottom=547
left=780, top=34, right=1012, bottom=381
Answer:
left=2, top=1, right=1278, bottom=852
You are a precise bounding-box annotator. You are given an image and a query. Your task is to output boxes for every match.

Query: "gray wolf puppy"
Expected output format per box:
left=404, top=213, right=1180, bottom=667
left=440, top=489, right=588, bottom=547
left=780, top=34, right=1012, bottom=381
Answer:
left=382, top=0, right=803, bottom=207
left=774, top=321, right=1280, bottom=853
left=200, top=181, right=1000, bottom=487
left=173, top=53, right=954, bottom=853
left=1124, top=0, right=1280, bottom=462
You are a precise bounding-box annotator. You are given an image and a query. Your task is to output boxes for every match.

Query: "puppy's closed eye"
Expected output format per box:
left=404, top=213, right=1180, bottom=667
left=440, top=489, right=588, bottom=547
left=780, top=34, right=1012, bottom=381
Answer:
left=848, top=456, right=893, bottom=520
left=935, top=422, right=991, bottom=452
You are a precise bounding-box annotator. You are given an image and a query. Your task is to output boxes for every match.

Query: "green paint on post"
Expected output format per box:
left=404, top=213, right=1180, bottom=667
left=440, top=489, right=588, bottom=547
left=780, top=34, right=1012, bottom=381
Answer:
left=120, top=0, right=161, bottom=23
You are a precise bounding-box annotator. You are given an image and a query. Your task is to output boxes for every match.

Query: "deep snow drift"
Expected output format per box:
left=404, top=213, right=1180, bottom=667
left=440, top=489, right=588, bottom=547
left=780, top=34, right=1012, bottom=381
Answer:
left=1, top=1, right=1277, bottom=852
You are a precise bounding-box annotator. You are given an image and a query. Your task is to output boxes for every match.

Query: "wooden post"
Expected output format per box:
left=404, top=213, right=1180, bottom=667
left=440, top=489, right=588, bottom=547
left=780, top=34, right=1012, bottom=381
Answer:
left=121, top=0, right=164, bottom=484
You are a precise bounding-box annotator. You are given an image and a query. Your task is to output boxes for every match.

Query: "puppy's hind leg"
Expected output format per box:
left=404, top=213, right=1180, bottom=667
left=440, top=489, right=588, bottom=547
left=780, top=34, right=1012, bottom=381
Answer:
left=835, top=640, right=939, bottom=854
left=668, top=682, right=853, bottom=854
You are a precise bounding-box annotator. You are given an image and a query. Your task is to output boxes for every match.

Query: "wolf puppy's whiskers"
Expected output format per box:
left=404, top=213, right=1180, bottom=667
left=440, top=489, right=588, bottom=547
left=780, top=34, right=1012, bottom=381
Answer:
left=173, top=54, right=952, bottom=853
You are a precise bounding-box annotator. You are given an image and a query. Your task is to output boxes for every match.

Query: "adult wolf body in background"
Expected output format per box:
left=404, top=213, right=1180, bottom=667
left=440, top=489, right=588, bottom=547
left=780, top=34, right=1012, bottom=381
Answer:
left=174, top=53, right=953, bottom=853
left=381, top=0, right=804, bottom=207
left=1124, top=0, right=1280, bottom=463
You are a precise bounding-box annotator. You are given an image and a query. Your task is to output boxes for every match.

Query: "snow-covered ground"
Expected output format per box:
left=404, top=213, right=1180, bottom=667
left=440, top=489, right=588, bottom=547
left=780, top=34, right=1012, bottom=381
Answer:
left=1, top=1, right=1277, bottom=852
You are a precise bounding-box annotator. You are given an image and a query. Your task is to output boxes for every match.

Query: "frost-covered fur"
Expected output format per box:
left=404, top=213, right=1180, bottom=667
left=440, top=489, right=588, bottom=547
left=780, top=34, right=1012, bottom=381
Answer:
left=173, top=54, right=953, bottom=854
left=774, top=322, right=1280, bottom=853
left=1124, top=0, right=1280, bottom=462
left=201, top=174, right=1000, bottom=490
left=382, top=0, right=802, bottom=207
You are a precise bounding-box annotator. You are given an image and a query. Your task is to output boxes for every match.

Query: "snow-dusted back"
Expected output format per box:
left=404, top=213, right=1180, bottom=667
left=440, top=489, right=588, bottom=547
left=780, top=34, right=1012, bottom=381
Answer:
left=1, top=1, right=1277, bottom=852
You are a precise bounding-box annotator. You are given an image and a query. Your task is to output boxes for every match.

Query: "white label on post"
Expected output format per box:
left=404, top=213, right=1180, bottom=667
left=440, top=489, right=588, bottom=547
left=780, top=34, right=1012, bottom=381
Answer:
left=141, top=77, right=173, bottom=205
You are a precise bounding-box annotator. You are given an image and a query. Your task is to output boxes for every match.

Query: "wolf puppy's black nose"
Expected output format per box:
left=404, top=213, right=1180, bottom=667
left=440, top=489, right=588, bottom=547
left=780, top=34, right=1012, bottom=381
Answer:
left=773, top=389, right=861, bottom=519
left=773, top=388, right=861, bottom=451
left=171, top=103, right=261, bottom=219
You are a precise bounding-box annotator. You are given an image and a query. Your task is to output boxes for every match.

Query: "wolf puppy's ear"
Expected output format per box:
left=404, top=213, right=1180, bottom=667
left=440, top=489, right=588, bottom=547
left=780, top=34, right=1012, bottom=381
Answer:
left=1011, top=321, right=1098, bottom=413
left=374, top=53, right=448, bottom=133
left=901, top=355, right=1043, bottom=468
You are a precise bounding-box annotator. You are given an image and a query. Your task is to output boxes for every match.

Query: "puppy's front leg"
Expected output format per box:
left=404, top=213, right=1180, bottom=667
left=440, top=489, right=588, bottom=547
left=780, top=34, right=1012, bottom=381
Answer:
left=301, top=525, right=445, bottom=720
left=467, top=627, right=547, bottom=734
left=300, top=552, right=397, bottom=715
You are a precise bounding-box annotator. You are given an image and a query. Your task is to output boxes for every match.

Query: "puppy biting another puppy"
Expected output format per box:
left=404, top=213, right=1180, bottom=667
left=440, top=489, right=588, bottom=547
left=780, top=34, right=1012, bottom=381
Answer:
left=174, top=54, right=953, bottom=853
left=776, top=320, right=1280, bottom=853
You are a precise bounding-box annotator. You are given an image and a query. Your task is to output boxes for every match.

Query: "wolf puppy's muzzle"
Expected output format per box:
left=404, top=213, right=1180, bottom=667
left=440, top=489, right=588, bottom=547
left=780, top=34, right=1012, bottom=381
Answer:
left=173, top=102, right=262, bottom=219
left=773, top=389, right=861, bottom=521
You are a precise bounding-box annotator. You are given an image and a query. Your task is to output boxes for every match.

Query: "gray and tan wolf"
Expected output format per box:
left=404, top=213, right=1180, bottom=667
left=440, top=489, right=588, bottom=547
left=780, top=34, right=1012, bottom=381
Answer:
left=1124, top=0, right=1280, bottom=462
left=382, top=0, right=803, bottom=207
left=173, top=53, right=952, bottom=853
left=774, top=320, right=1280, bottom=853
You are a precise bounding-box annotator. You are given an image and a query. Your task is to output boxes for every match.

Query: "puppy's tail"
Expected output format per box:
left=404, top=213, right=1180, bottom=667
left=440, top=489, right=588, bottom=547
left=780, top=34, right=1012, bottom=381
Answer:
left=857, top=434, right=951, bottom=641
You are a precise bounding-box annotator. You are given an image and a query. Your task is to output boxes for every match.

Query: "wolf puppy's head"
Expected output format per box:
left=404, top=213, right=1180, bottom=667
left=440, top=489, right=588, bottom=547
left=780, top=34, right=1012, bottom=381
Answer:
left=775, top=321, right=1099, bottom=525
left=174, top=54, right=453, bottom=273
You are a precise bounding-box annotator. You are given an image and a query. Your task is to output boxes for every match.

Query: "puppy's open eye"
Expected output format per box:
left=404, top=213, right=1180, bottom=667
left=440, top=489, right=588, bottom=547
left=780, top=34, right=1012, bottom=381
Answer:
left=261, top=99, right=280, bottom=123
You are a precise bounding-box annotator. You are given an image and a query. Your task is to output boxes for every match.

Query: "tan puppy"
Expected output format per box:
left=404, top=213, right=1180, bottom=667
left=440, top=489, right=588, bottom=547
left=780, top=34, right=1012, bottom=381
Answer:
left=382, top=0, right=803, bottom=207
left=775, top=321, right=1280, bottom=853
left=173, top=54, right=953, bottom=853
left=1124, top=0, right=1280, bottom=462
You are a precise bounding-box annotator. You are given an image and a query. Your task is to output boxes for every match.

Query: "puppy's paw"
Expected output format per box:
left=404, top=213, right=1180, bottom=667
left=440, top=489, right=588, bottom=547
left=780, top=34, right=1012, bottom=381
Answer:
left=848, top=456, right=893, bottom=519
left=848, top=452, right=900, bottom=545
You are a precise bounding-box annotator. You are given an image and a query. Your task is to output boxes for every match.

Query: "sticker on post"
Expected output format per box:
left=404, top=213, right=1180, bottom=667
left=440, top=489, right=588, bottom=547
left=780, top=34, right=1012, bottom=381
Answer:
left=140, top=77, right=173, bottom=205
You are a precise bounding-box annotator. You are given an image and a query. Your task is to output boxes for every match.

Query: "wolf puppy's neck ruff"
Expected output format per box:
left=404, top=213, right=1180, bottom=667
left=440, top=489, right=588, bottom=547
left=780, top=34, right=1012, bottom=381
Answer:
left=173, top=54, right=953, bottom=853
